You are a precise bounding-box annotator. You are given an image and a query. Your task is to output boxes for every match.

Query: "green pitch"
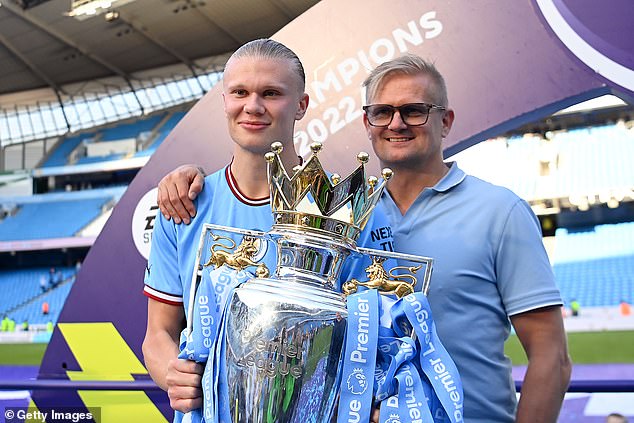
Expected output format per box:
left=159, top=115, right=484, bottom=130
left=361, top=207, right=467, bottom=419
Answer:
left=505, top=330, right=634, bottom=364
left=0, top=343, right=47, bottom=365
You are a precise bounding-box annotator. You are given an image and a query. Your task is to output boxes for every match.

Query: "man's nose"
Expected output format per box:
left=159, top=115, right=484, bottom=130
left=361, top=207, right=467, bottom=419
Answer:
left=387, top=110, right=408, bottom=130
left=244, top=94, right=265, bottom=114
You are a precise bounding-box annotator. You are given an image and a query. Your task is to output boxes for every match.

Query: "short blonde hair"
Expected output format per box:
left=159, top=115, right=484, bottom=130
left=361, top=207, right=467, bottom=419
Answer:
left=363, top=54, right=448, bottom=106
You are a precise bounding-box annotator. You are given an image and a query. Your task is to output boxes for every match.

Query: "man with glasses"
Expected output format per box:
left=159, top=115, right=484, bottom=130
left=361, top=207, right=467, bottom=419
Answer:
left=156, top=53, right=571, bottom=423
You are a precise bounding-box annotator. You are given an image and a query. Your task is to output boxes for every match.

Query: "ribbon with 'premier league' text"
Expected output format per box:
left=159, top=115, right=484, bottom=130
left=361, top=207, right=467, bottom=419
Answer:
left=337, top=289, right=380, bottom=423
left=373, top=301, right=433, bottom=423
left=339, top=289, right=463, bottom=423
left=391, top=293, right=464, bottom=423
left=378, top=361, right=434, bottom=423
left=178, top=265, right=250, bottom=423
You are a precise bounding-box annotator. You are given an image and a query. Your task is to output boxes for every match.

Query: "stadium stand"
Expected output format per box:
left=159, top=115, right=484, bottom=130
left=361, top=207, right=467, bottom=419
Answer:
left=553, top=223, right=634, bottom=308
left=37, top=110, right=187, bottom=168
left=0, top=267, right=74, bottom=317
left=10, top=279, right=75, bottom=325
left=451, top=123, right=634, bottom=202
left=40, top=133, right=95, bottom=168
left=0, top=195, right=113, bottom=241
left=135, top=110, right=187, bottom=157
left=98, top=114, right=163, bottom=142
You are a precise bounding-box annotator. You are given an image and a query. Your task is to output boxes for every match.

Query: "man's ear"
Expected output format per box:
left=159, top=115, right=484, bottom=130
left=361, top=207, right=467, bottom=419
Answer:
left=441, top=108, right=455, bottom=138
left=222, top=92, right=228, bottom=116
left=362, top=113, right=372, bottom=138
left=295, top=93, right=309, bottom=120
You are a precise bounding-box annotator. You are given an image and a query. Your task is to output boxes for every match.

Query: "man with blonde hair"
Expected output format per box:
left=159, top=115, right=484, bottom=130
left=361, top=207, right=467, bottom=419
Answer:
left=143, top=38, right=392, bottom=422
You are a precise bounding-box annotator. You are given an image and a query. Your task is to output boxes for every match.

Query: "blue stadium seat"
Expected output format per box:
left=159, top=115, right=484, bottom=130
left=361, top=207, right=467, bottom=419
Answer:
left=553, top=222, right=634, bottom=307
left=0, top=267, right=74, bottom=319
left=6, top=272, right=75, bottom=325
left=0, top=197, right=110, bottom=241
left=135, top=111, right=186, bottom=156
left=99, top=114, right=164, bottom=141
left=40, top=133, right=96, bottom=168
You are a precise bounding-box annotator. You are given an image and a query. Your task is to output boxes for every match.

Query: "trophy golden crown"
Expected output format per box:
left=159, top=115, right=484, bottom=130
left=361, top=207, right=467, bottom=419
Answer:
left=265, top=141, right=392, bottom=243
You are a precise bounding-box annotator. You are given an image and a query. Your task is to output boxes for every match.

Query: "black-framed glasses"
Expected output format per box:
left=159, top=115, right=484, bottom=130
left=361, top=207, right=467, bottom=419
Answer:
left=362, top=102, right=446, bottom=127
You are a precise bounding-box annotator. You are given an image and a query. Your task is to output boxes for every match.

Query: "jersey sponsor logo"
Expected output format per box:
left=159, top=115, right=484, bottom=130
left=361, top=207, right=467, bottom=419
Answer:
left=132, top=188, right=159, bottom=260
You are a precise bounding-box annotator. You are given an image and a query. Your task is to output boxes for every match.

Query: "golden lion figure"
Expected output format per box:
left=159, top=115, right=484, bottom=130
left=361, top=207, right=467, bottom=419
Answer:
left=342, top=256, right=421, bottom=298
left=203, top=233, right=269, bottom=278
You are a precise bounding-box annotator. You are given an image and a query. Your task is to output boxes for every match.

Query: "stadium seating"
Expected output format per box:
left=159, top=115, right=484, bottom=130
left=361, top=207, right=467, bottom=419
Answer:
left=99, top=114, right=164, bottom=141
left=75, top=153, right=126, bottom=165
left=554, top=254, right=634, bottom=307
left=0, top=196, right=111, bottom=241
left=135, top=110, right=186, bottom=156
left=40, top=133, right=95, bottom=168
left=451, top=123, right=634, bottom=202
left=10, top=280, right=75, bottom=325
left=38, top=112, right=172, bottom=167
left=553, top=222, right=634, bottom=307
left=0, top=267, right=74, bottom=318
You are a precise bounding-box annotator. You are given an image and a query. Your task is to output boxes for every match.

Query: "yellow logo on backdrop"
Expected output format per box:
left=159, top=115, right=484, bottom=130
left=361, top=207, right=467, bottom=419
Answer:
left=53, top=322, right=168, bottom=423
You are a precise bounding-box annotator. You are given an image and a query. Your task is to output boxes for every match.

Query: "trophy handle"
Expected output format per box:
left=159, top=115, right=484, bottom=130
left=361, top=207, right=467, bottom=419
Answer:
left=204, top=233, right=270, bottom=277
left=186, top=224, right=271, bottom=336
left=344, top=247, right=433, bottom=297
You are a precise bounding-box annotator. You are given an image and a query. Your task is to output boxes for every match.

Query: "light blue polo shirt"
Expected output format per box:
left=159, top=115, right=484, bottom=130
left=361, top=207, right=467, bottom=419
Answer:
left=379, top=162, right=562, bottom=423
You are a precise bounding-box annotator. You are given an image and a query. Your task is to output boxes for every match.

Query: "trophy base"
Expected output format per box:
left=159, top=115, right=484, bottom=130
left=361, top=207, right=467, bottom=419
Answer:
left=223, top=276, right=347, bottom=423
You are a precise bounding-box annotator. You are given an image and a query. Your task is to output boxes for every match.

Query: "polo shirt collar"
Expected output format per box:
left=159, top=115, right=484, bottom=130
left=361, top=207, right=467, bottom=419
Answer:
left=432, top=161, right=466, bottom=193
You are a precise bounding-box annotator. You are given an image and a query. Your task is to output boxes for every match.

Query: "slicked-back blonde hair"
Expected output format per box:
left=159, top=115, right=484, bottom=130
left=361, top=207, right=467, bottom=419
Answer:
left=226, top=38, right=306, bottom=92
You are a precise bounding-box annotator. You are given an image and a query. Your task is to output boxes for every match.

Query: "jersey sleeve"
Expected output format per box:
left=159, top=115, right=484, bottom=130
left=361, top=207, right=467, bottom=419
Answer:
left=143, top=211, right=184, bottom=305
left=496, top=199, right=562, bottom=316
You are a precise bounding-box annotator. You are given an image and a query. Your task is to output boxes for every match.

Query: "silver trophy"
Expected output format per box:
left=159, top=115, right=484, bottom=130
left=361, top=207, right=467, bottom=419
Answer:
left=190, top=142, right=433, bottom=423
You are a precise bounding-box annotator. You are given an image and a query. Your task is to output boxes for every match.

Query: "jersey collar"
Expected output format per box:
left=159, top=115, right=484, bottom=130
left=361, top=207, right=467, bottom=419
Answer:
left=224, top=164, right=270, bottom=206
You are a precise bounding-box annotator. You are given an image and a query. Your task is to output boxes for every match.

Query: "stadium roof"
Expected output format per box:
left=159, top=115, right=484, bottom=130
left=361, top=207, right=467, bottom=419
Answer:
left=0, top=0, right=319, bottom=98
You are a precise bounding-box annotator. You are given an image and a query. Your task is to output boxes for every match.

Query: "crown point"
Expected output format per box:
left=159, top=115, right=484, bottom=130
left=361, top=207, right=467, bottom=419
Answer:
left=264, top=152, right=275, bottom=162
left=309, top=142, right=323, bottom=154
left=368, top=176, right=378, bottom=188
left=357, top=152, right=369, bottom=164
left=382, top=168, right=393, bottom=180
left=331, top=173, right=341, bottom=184
left=271, top=141, right=283, bottom=154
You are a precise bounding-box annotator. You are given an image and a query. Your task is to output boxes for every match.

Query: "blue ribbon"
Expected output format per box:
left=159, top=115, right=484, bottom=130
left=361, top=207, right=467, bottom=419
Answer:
left=179, top=268, right=462, bottom=423
left=337, top=289, right=380, bottom=423
left=378, top=362, right=434, bottom=423
left=177, top=265, right=251, bottom=423
left=338, top=290, right=463, bottom=423
left=392, top=293, right=464, bottom=423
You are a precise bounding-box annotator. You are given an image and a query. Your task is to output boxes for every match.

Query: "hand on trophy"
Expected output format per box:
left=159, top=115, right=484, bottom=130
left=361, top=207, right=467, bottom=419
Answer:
left=370, top=407, right=380, bottom=423
left=157, top=164, right=205, bottom=224
left=165, top=358, right=204, bottom=413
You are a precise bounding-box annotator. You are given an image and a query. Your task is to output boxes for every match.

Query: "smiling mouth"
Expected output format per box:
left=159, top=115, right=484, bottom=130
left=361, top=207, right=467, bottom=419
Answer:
left=240, top=121, right=270, bottom=128
left=385, top=136, right=413, bottom=143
